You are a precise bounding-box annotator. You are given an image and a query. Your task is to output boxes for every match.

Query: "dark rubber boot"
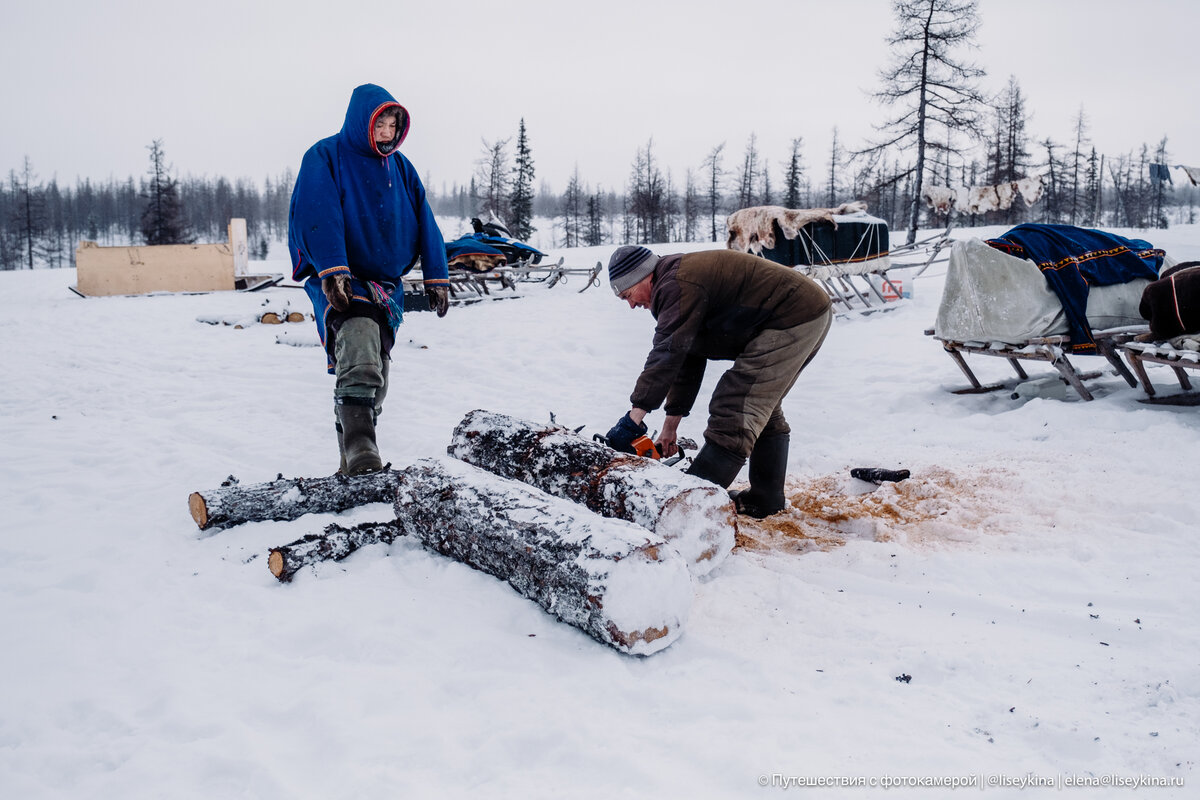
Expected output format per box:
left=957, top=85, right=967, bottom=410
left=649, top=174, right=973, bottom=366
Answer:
left=336, top=399, right=383, bottom=475
left=686, top=441, right=746, bottom=490
left=335, top=422, right=348, bottom=475
left=731, top=432, right=789, bottom=518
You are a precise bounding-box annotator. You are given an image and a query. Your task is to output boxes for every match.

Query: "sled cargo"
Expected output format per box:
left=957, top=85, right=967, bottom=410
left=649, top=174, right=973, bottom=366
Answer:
left=928, top=227, right=1172, bottom=401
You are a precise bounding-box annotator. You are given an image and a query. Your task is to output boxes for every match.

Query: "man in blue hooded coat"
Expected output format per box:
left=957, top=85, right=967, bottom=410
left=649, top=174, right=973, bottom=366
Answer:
left=289, top=83, right=451, bottom=474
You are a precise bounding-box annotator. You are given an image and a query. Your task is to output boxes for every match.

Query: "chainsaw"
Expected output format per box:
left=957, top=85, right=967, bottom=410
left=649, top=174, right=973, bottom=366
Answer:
left=591, top=430, right=697, bottom=467
left=548, top=413, right=695, bottom=467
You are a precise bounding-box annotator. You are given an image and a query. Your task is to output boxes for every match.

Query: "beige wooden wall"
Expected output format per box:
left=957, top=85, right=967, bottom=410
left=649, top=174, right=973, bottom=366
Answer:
left=76, top=218, right=249, bottom=296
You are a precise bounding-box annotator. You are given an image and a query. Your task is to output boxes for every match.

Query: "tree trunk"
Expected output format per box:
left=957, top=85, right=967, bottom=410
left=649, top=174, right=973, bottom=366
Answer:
left=447, top=409, right=736, bottom=577
left=392, top=457, right=691, bottom=655
left=188, top=470, right=401, bottom=532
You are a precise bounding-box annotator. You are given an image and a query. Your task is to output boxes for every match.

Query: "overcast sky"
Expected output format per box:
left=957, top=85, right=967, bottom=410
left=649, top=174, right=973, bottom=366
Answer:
left=3, top=0, right=1196, bottom=197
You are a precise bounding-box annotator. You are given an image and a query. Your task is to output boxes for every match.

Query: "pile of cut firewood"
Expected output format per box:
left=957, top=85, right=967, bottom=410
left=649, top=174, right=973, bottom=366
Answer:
left=187, top=410, right=737, bottom=656
left=195, top=299, right=312, bottom=329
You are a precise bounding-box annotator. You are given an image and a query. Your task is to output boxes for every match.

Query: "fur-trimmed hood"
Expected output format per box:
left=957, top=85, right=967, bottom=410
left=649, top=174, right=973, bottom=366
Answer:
left=340, top=83, right=410, bottom=158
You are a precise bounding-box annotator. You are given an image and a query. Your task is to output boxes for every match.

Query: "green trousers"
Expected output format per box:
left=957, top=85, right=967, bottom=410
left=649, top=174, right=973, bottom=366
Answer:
left=703, top=307, right=832, bottom=458
left=333, top=316, right=389, bottom=416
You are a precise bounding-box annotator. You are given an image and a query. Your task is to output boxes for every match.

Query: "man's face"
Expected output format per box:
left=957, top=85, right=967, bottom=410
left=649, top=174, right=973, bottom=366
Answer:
left=374, top=113, right=398, bottom=146
left=619, top=276, right=653, bottom=310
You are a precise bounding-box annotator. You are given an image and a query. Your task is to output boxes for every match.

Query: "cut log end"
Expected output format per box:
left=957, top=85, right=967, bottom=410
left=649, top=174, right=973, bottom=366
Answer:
left=607, top=623, right=671, bottom=650
left=188, top=492, right=209, bottom=529
left=268, top=549, right=286, bottom=580
left=260, top=312, right=283, bottom=324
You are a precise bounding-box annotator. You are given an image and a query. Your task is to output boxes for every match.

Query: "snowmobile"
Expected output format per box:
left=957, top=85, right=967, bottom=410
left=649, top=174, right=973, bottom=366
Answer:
left=408, top=215, right=601, bottom=307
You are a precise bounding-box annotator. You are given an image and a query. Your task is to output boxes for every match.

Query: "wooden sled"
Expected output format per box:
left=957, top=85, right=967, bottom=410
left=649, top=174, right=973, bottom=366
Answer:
left=802, top=263, right=907, bottom=316
left=890, top=227, right=954, bottom=275
left=925, top=327, right=1143, bottom=401
left=803, top=227, right=953, bottom=315
left=405, top=258, right=603, bottom=306
left=1117, top=338, right=1200, bottom=405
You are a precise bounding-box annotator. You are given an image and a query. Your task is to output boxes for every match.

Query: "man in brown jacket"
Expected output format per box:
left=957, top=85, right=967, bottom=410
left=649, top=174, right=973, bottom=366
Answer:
left=604, top=245, right=833, bottom=518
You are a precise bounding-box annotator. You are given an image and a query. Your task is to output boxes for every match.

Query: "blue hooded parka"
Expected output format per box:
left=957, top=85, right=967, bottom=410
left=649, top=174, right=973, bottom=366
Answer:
left=288, top=84, right=450, bottom=367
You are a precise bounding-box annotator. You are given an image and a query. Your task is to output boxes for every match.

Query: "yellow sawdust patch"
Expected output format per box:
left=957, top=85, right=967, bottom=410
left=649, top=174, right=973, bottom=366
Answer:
left=734, top=466, right=1013, bottom=554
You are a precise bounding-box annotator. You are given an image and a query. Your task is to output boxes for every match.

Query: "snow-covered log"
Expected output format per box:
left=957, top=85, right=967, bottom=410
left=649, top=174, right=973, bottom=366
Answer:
left=268, top=520, right=402, bottom=583
left=392, top=457, right=692, bottom=655
left=188, top=470, right=401, bottom=532
left=447, top=409, right=736, bottom=577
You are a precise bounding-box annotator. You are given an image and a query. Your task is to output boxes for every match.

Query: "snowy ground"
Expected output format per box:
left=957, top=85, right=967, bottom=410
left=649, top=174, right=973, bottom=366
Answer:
left=1, top=225, right=1197, bottom=799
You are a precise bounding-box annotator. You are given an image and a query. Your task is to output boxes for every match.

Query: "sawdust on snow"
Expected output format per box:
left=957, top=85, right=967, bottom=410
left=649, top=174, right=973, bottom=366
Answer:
left=734, top=466, right=1015, bottom=554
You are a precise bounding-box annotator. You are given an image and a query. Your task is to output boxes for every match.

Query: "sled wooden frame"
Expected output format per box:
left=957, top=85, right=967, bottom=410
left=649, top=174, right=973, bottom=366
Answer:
left=891, top=228, right=954, bottom=276
left=924, top=326, right=1143, bottom=401
left=1116, top=340, right=1200, bottom=405
left=805, top=267, right=906, bottom=314
left=805, top=227, right=952, bottom=315
left=406, top=258, right=603, bottom=301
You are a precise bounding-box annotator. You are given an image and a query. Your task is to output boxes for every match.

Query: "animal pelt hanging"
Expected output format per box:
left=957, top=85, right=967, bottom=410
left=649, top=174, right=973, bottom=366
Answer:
left=921, top=175, right=1045, bottom=215
left=726, top=201, right=868, bottom=254
left=1139, top=261, right=1200, bottom=340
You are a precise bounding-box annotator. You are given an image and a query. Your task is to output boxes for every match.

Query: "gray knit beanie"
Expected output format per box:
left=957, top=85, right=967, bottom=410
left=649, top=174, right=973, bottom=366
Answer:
left=608, top=246, right=658, bottom=295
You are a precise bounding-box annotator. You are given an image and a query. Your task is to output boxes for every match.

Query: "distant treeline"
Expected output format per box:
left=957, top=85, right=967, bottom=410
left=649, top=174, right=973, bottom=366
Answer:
left=2, top=136, right=1196, bottom=271
left=1, top=154, right=294, bottom=270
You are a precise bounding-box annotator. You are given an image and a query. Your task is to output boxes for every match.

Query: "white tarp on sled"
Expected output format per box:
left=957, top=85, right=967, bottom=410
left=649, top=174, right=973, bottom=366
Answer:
left=933, top=238, right=1162, bottom=344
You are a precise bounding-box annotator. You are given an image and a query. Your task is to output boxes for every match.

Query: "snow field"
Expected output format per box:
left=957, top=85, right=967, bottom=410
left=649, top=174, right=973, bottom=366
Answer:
left=1, top=225, right=1197, bottom=798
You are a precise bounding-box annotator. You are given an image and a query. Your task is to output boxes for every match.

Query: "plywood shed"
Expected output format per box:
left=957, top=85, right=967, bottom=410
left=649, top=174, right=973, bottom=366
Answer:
left=74, top=219, right=273, bottom=296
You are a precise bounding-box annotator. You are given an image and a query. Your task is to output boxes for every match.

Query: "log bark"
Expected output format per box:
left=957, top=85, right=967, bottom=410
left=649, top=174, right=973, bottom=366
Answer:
left=390, top=457, right=692, bottom=655
left=268, top=521, right=402, bottom=582
left=447, top=409, right=736, bottom=577
left=189, top=470, right=401, bottom=532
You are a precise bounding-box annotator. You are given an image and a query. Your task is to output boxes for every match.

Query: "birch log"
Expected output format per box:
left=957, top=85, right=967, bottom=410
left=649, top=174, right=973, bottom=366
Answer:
left=447, top=409, right=736, bottom=577
left=189, top=470, right=401, bottom=532
left=391, top=457, right=692, bottom=656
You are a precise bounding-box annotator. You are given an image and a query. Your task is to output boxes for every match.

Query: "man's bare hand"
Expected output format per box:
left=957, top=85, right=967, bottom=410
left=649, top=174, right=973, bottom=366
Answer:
left=655, top=414, right=683, bottom=458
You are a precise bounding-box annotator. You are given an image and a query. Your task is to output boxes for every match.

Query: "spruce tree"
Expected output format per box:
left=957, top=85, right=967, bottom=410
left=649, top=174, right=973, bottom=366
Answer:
left=140, top=140, right=193, bottom=245
left=560, top=168, right=583, bottom=248
left=11, top=158, right=47, bottom=269
left=784, top=138, right=806, bottom=209
left=585, top=191, right=605, bottom=247
left=510, top=119, right=536, bottom=241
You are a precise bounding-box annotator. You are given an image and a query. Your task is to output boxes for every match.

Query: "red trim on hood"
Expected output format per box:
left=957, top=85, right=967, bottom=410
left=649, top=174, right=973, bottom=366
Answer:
left=368, top=101, right=410, bottom=157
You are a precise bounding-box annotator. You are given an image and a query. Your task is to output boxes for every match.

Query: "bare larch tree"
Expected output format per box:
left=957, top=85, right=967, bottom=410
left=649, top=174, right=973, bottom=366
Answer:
left=865, top=0, right=987, bottom=244
left=475, top=137, right=512, bottom=224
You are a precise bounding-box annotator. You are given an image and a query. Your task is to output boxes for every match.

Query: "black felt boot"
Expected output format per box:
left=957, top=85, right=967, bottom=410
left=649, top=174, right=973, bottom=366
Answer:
left=686, top=441, right=746, bottom=490
left=730, top=432, right=789, bottom=518
left=335, top=422, right=348, bottom=475
left=336, top=399, right=383, bottom=475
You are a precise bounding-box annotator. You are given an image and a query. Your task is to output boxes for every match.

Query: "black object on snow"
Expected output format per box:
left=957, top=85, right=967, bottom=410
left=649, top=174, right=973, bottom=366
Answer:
left=850, top=467, right=911, bottom=483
